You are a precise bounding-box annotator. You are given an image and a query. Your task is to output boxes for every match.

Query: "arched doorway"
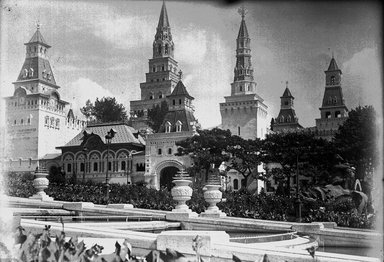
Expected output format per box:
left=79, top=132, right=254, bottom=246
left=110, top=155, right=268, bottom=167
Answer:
left=160, top=166, right=179, bottom=190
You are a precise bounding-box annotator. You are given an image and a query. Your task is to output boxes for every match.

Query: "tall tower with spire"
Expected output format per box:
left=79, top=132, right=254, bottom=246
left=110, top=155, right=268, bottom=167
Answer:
left=4, top=25, right=85, bottom=173
left=272, top=82, right=302, bottom=132
left=315, top=56, right=348, bottom=140
left=130, top=1, right=180, bottom=131
left=220, top=7, right=268, bottom=139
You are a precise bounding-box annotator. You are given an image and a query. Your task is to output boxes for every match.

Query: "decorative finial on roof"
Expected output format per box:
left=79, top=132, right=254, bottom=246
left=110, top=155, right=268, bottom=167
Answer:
left=286, top=81, right=289, bottom=89
left=238, top=5, right=247, bottom=20
left=36, top=20, right=41, bottom=30
left=178, top=70, right=183, bottom=80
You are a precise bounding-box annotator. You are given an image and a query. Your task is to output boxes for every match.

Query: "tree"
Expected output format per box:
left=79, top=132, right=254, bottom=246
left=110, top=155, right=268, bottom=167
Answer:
left=147, top=101, right=169, bottom=132
left=261, top=131, right=336, bottom=194
left=226, top=136, right=267, bottom=191
left=80, top=97, right=128, bottom=123
left=333, top=105, right=378, bottom=194
left=80, top=99, right=93, bottom=120
left=176, top=128, right=266, bottom=190
left=176, top=128, right=232, bottom=182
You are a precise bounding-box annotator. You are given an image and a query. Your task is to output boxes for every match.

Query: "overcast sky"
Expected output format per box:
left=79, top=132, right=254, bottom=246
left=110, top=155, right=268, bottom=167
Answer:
left=1, top=0, right=382, bottom=129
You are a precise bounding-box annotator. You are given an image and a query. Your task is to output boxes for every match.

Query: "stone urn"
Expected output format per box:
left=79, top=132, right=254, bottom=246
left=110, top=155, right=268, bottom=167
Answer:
left=204, top=184, right=222, bottom=212
left=29, top=167, right=53, bottom=201
left=167, top=169, right=197, bottom=220
left=171, top=179, right=193, bottom=211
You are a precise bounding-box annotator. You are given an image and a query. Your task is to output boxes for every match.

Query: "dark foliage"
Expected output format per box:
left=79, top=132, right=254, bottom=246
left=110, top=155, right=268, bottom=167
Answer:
left=80, top=97, right=128, bottom=123
left=147, top=101, right=169, bottom=132
left=6, top=173, right=375, bottom=229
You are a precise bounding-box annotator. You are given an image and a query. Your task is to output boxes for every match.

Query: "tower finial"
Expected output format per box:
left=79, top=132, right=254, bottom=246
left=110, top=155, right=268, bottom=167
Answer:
left=238, top=5, right=247, bottom=20
left=178, top=70, right=183, bottom=80
left=286, top=81, right=289, bottom=89
left=36, top=20, right=41, bottom=30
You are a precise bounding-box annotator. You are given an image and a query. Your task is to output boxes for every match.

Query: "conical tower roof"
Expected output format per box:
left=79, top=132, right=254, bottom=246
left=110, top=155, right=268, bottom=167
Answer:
left=281, top=87, right=293, bottom=98
left=26, top=28, right=51, bottom=48
left=327, top=57, right=340, bottom=71
left=237, top=18, right=249, bottom=39
left=157, top=1, right=170, bottom=29
left=170, top=80, right=194, bottom=99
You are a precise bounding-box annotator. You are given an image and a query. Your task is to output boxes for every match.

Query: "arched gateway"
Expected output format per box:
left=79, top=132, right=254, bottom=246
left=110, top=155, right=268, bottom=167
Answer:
left=155, top=160, right=184, bottom=190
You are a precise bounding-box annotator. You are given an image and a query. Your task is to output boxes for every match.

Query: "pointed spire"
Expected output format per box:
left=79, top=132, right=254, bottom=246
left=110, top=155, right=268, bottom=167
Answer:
left=27, top=23, right=50, bottom=47
left=237, top=6, right=249, bottom=38
left=282, top=82, right=293, bottom=98
left=158, top=0, right=170, bottom=29
left=327, top=57, right=340, bottom=71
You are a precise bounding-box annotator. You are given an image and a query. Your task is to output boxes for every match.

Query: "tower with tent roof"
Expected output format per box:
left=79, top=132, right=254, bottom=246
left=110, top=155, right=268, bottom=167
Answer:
left=4, top=24, right=85, bottom=173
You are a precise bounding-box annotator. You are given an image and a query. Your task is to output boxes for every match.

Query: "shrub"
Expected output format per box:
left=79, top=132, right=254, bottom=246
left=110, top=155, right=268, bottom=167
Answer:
left=5, top=172, right=376, bottom=229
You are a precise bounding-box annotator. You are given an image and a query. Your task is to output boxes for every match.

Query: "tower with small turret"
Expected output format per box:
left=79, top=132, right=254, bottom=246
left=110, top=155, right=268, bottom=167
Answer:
left=4, top=25, right=85, bottom=173
left=272, top=82, right=302, bottom=132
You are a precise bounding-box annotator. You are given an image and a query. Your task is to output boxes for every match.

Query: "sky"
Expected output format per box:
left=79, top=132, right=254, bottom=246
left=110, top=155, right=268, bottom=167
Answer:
left=0, top=0, right=382, bottom=129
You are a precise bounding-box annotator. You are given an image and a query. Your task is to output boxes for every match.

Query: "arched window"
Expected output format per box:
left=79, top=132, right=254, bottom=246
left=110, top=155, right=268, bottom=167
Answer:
left=165, top=121, right=172, bottom=133
left=27, top=118, right=30, bottom=124
left=23, top=69, right=28, bottom=78
left=21, top=119, right=24, bottom=125
left=326, top=112, right=331, bottom=118
left=80, top=163, right=85, bottom=172
left=67, top=163, right=72, bottom=173
left=165, top=44, right=168, bottom=54
left=172, top=100, right=176, bottom=105
left=158, top=44, right=162, bottom=54
left=158, top=148, right=162, bottom=155
left=108, top=161, right=112, bottom=171
left=179, top=99, right=182, bottom=105
left=121, top=161, right=126, bottom=171
left=14, top=120, right=17, bottom=125
left=176, top=120, right=182, bottom=132
left=239, top=85, right=242, bottom=92
left=93, top=162, right=98, bottom=172
left=335, top=111, right=341, bottom=118
left=168, top=148, right=172, bottom=155
left=45, top=116, right=49, bottom=126
left=29, top=68, right=34, bottom=77
left=153, top=66, right=156, bottom=72
left=162, top=65, right=164, bottom=71
left=233, top=179, right=239, bottom=190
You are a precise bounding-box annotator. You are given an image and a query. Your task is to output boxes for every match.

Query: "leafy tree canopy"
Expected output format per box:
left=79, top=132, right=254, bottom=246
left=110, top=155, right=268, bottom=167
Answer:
left=147, top=101, right=169, bottom=132
left=334, top=105, right=378, bottom=183
left=80, top=97, right=128, bottom=123
left=261, top=131, right=336, bottom=190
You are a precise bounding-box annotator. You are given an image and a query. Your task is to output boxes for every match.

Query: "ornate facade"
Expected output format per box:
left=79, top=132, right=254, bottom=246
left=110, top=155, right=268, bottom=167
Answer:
left=57, top=122, right=146, bottom=184
left=144, top=76, right=198, bottom=190
left=4, top=26, right=85, bottom=173
left=220, top=8, right=268, bottom=140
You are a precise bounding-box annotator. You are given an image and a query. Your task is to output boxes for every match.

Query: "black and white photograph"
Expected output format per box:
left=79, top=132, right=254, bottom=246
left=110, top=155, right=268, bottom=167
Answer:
left=0, top=0, right=382, bottom=261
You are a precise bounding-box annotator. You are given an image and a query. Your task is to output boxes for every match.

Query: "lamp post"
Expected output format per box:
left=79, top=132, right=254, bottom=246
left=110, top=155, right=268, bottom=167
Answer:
left=127, top=151, right=132, bottom=184
left=105, top=128, right=116, bottom=202
left=295, top=153, right=302, bottom=222
left=82, top=146, right=88, bottom=183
